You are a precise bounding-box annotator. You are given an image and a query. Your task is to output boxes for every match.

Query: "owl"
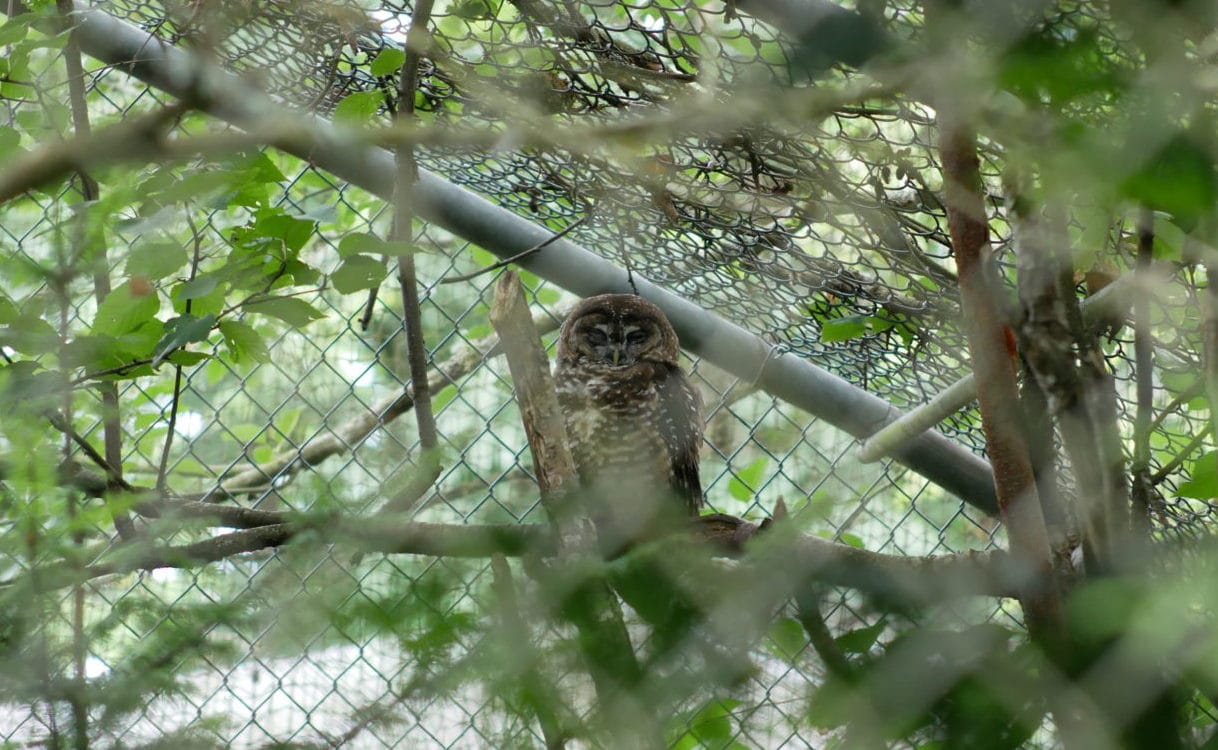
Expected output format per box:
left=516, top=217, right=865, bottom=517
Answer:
left=554, top=294, right=704, bottom=542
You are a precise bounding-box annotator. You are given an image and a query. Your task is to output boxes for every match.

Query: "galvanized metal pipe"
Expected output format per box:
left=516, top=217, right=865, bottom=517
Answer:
left=14, top=3, right=999, bottom=513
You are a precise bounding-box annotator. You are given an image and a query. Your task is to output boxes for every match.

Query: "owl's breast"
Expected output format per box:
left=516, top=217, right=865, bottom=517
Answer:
left=555, top=369, right=667, bottom=482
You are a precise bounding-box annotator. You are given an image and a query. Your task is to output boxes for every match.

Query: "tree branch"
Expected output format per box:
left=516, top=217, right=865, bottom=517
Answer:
left=7, top=477, right=1021, bottom=602
left=938, top=123, right=1060, bottom=633
left=489, top=272, right=660, bottom=747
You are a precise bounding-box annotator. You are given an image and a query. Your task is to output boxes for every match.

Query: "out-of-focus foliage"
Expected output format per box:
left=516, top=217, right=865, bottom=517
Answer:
left=3, top=0, right=1218, bottom=747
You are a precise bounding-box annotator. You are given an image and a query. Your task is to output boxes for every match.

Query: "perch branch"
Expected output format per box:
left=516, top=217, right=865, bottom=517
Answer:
left=4, top=474, right=1022, bottom=602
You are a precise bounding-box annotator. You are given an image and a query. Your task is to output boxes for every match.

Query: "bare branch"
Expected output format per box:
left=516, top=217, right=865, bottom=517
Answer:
left=938, top=122, right=1060, bottom=631
left=489, top=271, right=658, bottom=747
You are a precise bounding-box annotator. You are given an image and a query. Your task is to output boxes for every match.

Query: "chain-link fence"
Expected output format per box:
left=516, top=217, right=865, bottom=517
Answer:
left=2, top=0, right=1216, bottom=746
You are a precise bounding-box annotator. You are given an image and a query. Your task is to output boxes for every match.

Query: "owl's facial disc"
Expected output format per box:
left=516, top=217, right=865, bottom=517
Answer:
left=578, top=318, right=654, bottom=366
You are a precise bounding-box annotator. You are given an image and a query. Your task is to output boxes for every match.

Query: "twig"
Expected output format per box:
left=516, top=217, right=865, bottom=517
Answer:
left=393, top=0, right=440, bottom=465
left=45, top=411, right=136, bottom=493
left=1131, top=208, right=1155, bottom=531
left=56, top=0, right=133, bottom=553
left=1150, top=427, right=1211, bottom=486
left=794, top=590, right=855, bottom=681
left=1147, top=378, right=1206, bottom=437
left=440, top=217, right=587, bottom=285
left=156, top=212, right=204, bottom=493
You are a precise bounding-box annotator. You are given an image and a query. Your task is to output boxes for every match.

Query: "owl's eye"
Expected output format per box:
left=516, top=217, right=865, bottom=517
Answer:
left=585, top=328, right=608, bottom=345
left=625, top=330, right=648, bottom=345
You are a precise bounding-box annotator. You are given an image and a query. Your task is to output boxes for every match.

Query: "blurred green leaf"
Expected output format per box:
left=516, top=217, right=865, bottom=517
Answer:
left=338, top=232, right=412, bottom=257
left=331, top=254, right=388, bottom=294
left=126, top=241, right=188, bottom=280
left=92, top=281, right=160, bottom=336
left=838, top=532, right=866, bottom=549
left=1000, top=28, right=1122, bottom=106
left=0, top=125, right=23, bottom=161
left=152, top=314, right=216, bottom=365
left=0, top=314, right=57, bottom=356
left=821, top=315, right=869, bottom=343
left=836, top=621, right=885, bottom=654
left=242, top=296, right=325, bottom=327
left=728, top=456, right=768, bottom=502
left=334, top=90, right=385, bottom=123
left=1178, top=451, right=1218, bottom=499
left=370, top=48, right=406, bottom=77
left=767, top=617, right=808, bottom=663
left=219, top=320, right=269, bottom=364
left=1120, top=134, right=1217, bottom=228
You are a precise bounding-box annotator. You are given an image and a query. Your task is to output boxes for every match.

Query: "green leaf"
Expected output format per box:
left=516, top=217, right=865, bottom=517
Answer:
left=175, top=275, right=220, bottom=301
left=767, top=617, right=808, bottom=663
left=0, top=361, right=66, bottom=415
left=0, top=16, right=31, bottom=47
left=0, top=295, right=17, bottom=323
left=433, top=384, right=458, bottom=412
left=92, top=281, right=160, bottom=336
left=453, top=0, right=497, bottom=19
left=331, top=254, right=388, bottom=294
left=835, top=621, right=885, bottom=654
left=999, top=28, right=1120, bottom=106
left=0, top=314, right=58, bottom=356
left=0, top=125, right=22, bottom=161
left=338, top=232, right=412, bottom=257
left=728, top=456, right=768, bottom=502
left=1152, top=214, right=1187, bottom=262
left=1178, top=451, right=1218, bottom=499
left=807, top=674, right=854, bottom=729
left=687, top=698, right=739, bottom=743
left=1120, top=134, right=1218, bottom=228
left=334, top=90, right=385, bottom=123
left=838, top=532, right=866, bottom=549
left=251, top=210, right=316, bottom=253
left=219, top=320, right=269, bottom=364
left=62, top=335, right=128, bottom=371
left=151, top=314, right=216, bottom=366
left=125, top=241, right=188, bottom=280
left=370, top=48, right=406, bottom=77
left=821, top=315, right=869, bottom=343
left=338, top=232, right=385, bottom=257
left=242, top=296, right=325, bottom=327
left=166, top=350, right=210, bottom=367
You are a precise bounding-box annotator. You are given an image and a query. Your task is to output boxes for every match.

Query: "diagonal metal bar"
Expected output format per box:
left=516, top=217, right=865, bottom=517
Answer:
left=13, top=2, right=999, bottom=514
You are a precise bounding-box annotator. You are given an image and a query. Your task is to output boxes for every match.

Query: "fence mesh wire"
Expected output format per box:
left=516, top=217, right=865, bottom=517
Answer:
left=1, top=0, right=1215, bottom=745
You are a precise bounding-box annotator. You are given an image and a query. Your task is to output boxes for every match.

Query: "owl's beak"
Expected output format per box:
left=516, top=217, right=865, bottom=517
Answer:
left=611, top=347, right=621, bottom=366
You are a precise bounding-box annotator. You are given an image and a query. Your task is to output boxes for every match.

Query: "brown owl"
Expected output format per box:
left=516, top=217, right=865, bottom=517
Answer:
left=555, top=294, right=703, bottom=542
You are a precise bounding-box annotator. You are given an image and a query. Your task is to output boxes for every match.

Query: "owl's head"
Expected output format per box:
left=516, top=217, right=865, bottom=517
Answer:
left=556, top=294, right=680, bottom=368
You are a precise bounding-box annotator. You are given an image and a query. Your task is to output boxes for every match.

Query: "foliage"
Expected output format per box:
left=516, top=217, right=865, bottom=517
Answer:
left=2, top=0, right=1218, bottom=748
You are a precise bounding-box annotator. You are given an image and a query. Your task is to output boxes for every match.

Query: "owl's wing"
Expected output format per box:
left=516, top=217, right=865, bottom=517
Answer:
left=656, top=363, right=705, bottom=514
